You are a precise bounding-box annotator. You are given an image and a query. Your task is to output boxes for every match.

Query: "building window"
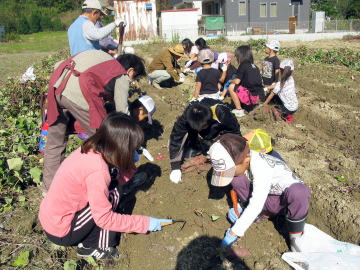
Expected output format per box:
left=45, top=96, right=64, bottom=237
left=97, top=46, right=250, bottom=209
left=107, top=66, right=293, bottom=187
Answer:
left=270, top=2, right=277, bottom=17
left=239, top=1, right=246, bottom=16
left=260, top=3, right=267, bottom=18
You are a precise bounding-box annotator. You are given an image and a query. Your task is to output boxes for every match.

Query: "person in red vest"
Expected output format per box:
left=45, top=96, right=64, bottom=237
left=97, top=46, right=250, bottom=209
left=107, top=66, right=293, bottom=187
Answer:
left=43, top=50, right=146, bottom=191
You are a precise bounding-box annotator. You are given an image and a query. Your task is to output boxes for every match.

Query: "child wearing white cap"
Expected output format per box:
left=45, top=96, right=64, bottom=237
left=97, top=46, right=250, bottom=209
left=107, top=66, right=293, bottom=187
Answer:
left=262, top=40, right=281, bottom=94
left=208, top=133, right=310, bottom=252
left=263, top=59, right=298, bottom=123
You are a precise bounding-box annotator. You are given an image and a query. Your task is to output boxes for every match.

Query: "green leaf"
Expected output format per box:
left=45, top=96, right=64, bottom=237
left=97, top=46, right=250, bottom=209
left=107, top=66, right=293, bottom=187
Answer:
left=30, top=167, right=42, bottom=184
left=335, top=175, right=347, bottom=183
left=63, top=260, right=77, bottom=270
left=11, top=250, right=30, bottom=267
left=86, top=256, right=97, bottom=266
left=211, top=215, right=220, bottom=222
left=18, top=196, right=26, bottom=202
left=7, top=158, right=23, bottom=171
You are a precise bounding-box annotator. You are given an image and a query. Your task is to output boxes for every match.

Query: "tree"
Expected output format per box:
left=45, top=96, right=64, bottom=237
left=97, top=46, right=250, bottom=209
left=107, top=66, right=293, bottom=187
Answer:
left=40, top=14, right=52, bottom=31
left=18, top=15, right=30, bottom=34
left=29, top=11, right=41, bottom=33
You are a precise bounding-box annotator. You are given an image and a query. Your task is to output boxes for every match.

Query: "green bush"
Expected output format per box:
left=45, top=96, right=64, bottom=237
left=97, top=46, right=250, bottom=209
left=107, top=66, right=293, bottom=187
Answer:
left=29, top=11, right=42, bottom=33
left=40, top=14, right=53, bottom=31
left=18, top=16, right=31, bottom=34
left=5, top=32, right=20, bottom=41
left=0, top=49, right=69, bottom=198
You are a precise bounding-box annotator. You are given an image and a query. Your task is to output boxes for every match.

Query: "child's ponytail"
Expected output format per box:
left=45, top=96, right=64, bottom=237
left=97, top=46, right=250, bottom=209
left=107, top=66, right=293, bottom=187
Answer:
left=280, top=67, right=292, bottom=90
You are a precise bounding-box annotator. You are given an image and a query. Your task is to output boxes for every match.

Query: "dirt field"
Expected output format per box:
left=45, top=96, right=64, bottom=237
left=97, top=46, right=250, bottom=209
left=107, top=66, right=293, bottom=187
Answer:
left=1, top=39, right=360, bottom=270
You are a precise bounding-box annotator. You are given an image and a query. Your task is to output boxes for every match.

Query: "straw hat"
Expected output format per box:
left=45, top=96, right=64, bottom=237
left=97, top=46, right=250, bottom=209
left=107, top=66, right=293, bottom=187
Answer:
left=168, top=44, right=186, bottom=58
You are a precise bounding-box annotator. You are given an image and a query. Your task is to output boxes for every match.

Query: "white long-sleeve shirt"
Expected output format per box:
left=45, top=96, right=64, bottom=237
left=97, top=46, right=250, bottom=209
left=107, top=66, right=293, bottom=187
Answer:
left=232, top=151, right=302, bottom=237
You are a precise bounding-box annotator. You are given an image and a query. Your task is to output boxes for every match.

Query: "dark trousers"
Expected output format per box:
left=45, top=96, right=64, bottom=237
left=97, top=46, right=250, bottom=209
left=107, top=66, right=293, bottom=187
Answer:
left=46, top=181, right=121, bottom=249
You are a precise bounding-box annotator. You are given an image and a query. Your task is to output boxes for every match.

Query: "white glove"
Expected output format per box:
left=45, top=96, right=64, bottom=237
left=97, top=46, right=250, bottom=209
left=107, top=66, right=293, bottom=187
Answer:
left=169, top=170, right=182, bottom=183
left=183, top=68, right=191, bottom=73
left=263, top=87, right=268, bottom=94
left=185, top=60, right=193, bottom=68
left=141, top=147, right=154, bottom=162
left=222, top=64, right=228, bottom=71
left=180, top=73, right=185, bottom=79
left=115, top=19, right=127, bottom=27
left=178, top=76, right=185, bottom=83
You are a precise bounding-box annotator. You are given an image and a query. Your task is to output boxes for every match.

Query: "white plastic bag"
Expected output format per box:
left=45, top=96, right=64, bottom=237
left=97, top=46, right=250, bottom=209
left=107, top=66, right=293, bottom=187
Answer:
left=20, top=66, right=36, bottom=83
left=282, top=224, right=360, bottom=270
left=282, top=252, right=360, bottom=270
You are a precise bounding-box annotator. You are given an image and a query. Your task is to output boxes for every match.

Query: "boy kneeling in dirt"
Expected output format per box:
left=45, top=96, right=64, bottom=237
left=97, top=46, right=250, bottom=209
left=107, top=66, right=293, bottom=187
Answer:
left=208, top=134, right=310, bottom=252
left=169, top=98, right=241, bottom=183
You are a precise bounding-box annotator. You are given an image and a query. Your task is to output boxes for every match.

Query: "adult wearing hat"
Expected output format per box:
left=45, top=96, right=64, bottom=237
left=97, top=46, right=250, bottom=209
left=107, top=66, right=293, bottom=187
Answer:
left=148, top=44, right=186, bottom=89
left=208, top=133, right=310, bottom=252
left=68, top=0, right=126, bottom=56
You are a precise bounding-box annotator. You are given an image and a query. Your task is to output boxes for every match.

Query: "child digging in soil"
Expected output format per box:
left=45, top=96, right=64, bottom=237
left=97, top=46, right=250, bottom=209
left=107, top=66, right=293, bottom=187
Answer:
left=262, top=40, right=281, bottom=94
left=208, top=133, right=310, bottom=252
left=39, top=113, right=171, bottom=260
left=227, top=46, right=264, bottom=118
left=192, top=49, right=223, bottom=101
left=263, top=59, right=298, bottom=123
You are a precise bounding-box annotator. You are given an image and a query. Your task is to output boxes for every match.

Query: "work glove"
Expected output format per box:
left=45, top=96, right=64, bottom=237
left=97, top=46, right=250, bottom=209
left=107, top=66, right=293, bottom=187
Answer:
left=227, top=204, right=243, bottom=224
left=148, top=217, right=172, bottom=232
left=263, top=87, right=269, bottom=94
left=115, top=19, right=127, bottom=27
left=169, top=169, right=182, bottom=183
left=221, top=228, right=238, bottom=246
left=185, top=60, right=193, bottom=68
left=183, top=68, right=191, bottom=73
left=178, top=76, right=185, bottom=83
left=222, top=64, right=228, bottom=72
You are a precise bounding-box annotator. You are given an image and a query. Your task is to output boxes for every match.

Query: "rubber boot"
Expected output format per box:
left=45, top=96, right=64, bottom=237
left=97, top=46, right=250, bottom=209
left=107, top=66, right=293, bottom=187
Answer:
left=286, top=215, right=306, bottom=252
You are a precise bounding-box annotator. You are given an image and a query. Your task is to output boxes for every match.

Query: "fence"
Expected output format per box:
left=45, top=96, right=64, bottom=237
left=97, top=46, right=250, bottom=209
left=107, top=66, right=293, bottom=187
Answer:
left=198, top=19, right=360, bottom=36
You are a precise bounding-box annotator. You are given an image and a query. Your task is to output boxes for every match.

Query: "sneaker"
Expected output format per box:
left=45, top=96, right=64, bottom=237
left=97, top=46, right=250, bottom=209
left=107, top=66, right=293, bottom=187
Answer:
left=152, top=81, right=163, bottom=89
left=231, top=109, right=246, bottom=117
left=77, top=243, right=120, bottom=260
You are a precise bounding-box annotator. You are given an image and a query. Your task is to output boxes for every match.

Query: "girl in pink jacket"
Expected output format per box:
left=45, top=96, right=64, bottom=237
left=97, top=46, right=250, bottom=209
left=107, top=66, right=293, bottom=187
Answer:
left=39, top=113, right=171, bottom=260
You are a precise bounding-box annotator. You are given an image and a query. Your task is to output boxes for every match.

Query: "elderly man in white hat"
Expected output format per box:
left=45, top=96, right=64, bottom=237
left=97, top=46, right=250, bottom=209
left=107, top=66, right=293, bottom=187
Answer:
left=68, top=0, right=126, bottom=56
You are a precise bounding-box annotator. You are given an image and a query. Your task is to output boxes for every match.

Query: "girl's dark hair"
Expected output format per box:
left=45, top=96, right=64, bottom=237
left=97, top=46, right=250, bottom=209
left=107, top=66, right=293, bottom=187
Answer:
left=185, top=103, right=212, bottom=131
left=280, top=66, right=292, bottom=89
left=234, top=45, right=254, bottom=64
left=217, top=133, right=248, bottom=164
left=116, top=54, right=146, bottom=79
left=182, top=38, right=194, bottom=53
left=195, top=38, right=208, bottom=50
left=81, top=113, right=144, bottom=171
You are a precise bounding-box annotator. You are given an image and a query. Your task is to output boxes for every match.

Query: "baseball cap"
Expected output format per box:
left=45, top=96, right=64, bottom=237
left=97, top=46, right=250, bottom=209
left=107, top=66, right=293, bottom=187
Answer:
left=280, top=59, right=294, bottom=71
left=208, top=141, right=236, bottom=187
left=138, top=95, right=156, bottom=125
left=82, top=0, right=106, bottom=14
left=198, top=48, right=214, bottom=64
left=243, top=129, right=272, bottom=153
left=265, top=40, right=280, bottom=52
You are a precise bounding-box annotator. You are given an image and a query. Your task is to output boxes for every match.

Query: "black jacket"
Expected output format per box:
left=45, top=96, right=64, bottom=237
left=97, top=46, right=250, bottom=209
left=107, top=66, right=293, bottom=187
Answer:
left=169, top=99, right=241, bottom=170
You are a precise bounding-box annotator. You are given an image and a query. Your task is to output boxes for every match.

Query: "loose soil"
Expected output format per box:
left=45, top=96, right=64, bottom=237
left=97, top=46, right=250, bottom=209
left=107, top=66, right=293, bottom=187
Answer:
left=0, top=39, right=359, bottom=270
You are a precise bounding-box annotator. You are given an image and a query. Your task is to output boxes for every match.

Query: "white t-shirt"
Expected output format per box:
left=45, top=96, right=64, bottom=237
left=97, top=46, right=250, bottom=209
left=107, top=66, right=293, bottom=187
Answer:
left=190, top=45, right=199, bottom=56
left=273, top=76, right=298, bottom=111
left=232, top=151, right=302, bottom=237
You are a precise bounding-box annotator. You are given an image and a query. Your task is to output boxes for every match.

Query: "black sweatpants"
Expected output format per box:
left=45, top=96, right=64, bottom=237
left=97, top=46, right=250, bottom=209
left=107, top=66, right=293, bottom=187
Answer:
left=46, top=178, right=122, bottom=249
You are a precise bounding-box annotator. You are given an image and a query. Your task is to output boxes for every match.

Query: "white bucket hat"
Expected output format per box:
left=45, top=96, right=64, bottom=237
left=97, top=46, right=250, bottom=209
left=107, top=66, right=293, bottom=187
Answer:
left=208, top=141, right=236, bottom=187
left=138, top=95, right=156, bottom=125
left=280, top=59, right=294, bottom=71
left=265, top=40, right=280, bottom=52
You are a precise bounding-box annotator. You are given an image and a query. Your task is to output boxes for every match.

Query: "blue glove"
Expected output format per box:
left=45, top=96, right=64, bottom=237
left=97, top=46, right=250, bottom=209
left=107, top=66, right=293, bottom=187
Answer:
left=134, top=151, right=140, bottom=163
left=148, top=217, right=172, bottom=232
left=221, top=229, right=238, bottom=246
left=227, top=204, right=243, bottom=224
